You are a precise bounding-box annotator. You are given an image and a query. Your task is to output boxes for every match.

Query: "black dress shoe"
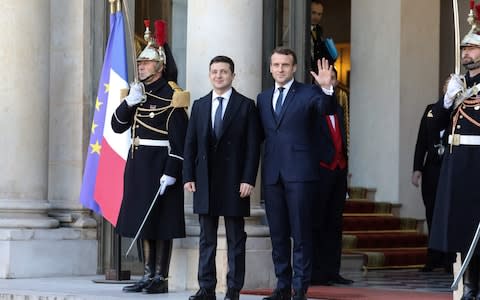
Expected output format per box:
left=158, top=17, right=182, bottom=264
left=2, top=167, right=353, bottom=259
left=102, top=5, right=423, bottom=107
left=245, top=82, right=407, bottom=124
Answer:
left=142, top=275, right=168, bottom=294
left=329, top=274, right=354, bottom=285
left=122, top=278, right=152, bottom=292
left=292, top=289, right=307, bottom=300
left=225, top=288, right=240, bottom=300
left=262, top=288, right=291, bottom=300
left=189, top=288, right=216, bottom=300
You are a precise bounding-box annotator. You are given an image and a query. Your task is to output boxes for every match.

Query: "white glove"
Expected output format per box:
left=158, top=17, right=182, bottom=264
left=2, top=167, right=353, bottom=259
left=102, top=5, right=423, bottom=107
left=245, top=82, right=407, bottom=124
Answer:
left=124, top=82, right=146, bottom=107
left=159, top=174, right=176, bottom=195
left=443, top=74, right=465, bottom=109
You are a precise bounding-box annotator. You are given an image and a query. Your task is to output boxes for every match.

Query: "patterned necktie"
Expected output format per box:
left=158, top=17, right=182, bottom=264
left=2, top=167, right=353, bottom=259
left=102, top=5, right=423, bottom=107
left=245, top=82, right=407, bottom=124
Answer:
left=275, top=87, right=285, bottom=117
left=214, top=97, right=224, bottom=138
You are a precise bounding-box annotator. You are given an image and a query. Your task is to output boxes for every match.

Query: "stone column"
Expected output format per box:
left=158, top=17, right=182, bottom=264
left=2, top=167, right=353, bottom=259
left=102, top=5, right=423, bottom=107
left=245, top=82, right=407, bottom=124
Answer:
left=170, top=0, right=274, bottom=292
left=349, top=0, right=440, bottom=218
left=48, top=0, right=99, bottom=229
left=0, top=0, right=97, bottom=278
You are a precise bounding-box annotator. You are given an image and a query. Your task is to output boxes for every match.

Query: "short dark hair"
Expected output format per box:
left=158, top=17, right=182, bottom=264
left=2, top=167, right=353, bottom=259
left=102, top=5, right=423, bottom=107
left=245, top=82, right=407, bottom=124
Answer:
left=270, top=47, right=297, bottom=65
left=311, top=0, right=323, bottom=5
left=209, top=55, right=235, bottom=73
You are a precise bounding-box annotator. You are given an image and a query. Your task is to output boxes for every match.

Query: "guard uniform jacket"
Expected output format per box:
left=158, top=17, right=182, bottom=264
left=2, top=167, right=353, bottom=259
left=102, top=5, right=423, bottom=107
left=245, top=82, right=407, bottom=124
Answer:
left=112, top=77, right=188, bottom=240
left=430, top=72, right=480, bottom=254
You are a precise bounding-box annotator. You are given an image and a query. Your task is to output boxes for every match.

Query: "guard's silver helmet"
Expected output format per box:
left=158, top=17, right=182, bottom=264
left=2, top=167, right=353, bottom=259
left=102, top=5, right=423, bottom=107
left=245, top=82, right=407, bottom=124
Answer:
left=136, top=19, right=166, bottom=64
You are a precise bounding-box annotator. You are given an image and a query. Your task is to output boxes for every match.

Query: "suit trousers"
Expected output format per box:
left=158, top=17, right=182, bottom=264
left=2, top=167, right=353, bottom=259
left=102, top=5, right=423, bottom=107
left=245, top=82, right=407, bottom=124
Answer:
left=197, top=214, right=246, bottom=291
left=312, top=167, right=347, bottom=280
left=264, top=178, right=316, bottom=291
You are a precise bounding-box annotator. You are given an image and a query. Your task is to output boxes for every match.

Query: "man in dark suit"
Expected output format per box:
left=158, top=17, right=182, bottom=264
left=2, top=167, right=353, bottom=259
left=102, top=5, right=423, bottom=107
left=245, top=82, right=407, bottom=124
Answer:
left=257, top=47, right=335, bottom=300
left=310, top=0, right=324, bottom=74
left=184, top=55, right=261, bottom=300
left=311, top=70, right=353, bottom=286
left=412, top=102, right=452, bottom=272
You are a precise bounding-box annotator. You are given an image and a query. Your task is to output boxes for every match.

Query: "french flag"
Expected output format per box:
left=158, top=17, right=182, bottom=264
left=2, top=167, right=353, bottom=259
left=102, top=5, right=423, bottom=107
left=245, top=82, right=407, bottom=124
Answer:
left=79, top=9, right=130, bottom=226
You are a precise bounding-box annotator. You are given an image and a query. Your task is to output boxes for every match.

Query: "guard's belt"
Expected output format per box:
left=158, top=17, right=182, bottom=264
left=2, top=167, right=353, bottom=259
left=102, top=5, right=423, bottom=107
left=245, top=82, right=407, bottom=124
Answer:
left=133, top=137, right=170, bottom=147
left=448, top=134, right=480, bottom=146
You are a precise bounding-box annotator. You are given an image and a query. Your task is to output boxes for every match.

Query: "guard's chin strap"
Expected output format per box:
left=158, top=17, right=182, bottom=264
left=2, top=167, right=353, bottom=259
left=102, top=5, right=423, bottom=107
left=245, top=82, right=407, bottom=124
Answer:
left=141, top=73, right=155, bottom=83
left=463, top=56, right=480, bottom=70
left=140, top=63, right=163, bottom=84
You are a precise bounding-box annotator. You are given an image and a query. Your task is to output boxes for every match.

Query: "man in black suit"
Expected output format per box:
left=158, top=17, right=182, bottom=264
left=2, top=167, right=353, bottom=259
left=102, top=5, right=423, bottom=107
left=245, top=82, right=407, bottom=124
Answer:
left=257, top=47, right=334, bottom=300
left=184, top=55, right=261, bottom=300
left=310, top=0, right=325, bottom=74
left=412, top=102, right=452, bottom=272
left=311, top=70, right=353, bottom=286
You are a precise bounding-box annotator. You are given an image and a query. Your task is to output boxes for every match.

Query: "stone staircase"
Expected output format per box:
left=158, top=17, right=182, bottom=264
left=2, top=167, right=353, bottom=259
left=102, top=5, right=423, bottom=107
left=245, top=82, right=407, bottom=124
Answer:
left=341, top=187, right=428, bottom=270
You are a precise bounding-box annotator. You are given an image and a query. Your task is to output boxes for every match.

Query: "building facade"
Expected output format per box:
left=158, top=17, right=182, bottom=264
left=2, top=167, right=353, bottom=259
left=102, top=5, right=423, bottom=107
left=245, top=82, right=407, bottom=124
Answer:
left=0, top=0, right=467, bottom=290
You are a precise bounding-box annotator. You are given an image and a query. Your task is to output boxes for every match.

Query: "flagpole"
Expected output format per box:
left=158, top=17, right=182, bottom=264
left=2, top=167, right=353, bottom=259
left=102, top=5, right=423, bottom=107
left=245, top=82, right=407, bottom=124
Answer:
left=121, top=0, right=139, bottom=82
left=97, top=0, right=131, bottom=283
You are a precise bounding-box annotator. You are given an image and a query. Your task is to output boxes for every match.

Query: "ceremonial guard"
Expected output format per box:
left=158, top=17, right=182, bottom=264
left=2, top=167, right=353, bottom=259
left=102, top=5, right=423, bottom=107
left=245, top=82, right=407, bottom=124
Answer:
left=111, top=20, right=189, bottom=294
left=430, top=2, right=480, bottom=299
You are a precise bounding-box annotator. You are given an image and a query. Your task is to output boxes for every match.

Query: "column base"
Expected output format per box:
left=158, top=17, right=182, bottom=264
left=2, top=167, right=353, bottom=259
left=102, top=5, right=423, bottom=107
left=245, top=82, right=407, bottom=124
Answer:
left=0, top=228, right=97, bottom=278
left=170, top=233, right=276, bottom=292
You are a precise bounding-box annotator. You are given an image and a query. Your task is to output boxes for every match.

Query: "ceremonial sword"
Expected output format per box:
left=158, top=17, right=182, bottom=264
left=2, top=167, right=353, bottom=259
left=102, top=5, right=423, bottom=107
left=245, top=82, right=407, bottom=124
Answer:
left=452, top=222, right=480, bottom=290
left=125, top=182, right=166, bottom=256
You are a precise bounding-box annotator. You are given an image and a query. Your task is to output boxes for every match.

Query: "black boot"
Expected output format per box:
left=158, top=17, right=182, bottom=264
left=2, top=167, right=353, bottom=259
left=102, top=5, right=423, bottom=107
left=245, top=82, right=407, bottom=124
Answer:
left=123, top=239, right=155, bottom=292
left=462, top=254, right=479, bottom=300
left=476, top=255, right=480, bottom=300
left=262, top=288, right=291, bottom=300
left=143, top=239, right=172, bottom=294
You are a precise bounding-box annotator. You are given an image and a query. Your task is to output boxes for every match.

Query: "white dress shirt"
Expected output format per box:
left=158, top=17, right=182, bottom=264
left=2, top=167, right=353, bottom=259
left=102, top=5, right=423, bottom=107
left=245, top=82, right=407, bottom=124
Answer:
left=272, top=79, right=294, bottom=110
left=211, top=88, right=232, bottom=128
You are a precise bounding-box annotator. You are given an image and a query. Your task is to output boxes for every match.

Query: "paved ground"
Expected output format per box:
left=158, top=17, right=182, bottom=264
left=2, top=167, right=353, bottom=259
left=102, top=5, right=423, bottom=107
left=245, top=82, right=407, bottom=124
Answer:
left=0, top=276, right=264, bottom=300
left=0, top=269, right=453, bottom=299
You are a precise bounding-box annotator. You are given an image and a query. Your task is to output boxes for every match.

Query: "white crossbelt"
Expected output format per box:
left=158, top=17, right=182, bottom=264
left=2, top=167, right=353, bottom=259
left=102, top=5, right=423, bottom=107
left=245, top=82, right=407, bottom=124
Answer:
left=448, top=134, right=480, bottom=146
left=134, top=138, right=170, bottom=147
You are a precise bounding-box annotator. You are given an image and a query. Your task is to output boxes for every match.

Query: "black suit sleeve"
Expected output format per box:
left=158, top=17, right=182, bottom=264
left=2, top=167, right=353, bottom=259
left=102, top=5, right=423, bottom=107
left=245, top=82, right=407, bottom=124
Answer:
left=241, top=101, right=261, bottom=185
left=413, top=106, right=429, bottom=172
left=183, top=102, right=198, bottom=184
left=312, top=85, right=335, bottom=115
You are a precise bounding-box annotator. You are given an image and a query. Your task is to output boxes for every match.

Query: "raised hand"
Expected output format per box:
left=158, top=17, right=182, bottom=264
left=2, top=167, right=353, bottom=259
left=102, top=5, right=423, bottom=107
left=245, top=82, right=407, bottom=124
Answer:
left=310, top=57, right=333, bottom=89
left=124, top=82, right=146, bottom=107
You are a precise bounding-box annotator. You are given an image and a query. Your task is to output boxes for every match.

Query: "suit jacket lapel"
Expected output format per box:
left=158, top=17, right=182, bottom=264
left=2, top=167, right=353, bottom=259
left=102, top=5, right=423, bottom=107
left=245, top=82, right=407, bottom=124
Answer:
left=276, top=81, right=297, bottom=127
left=219, top=88, right=241, bottom=140
left=199, top=92, right=213, bottom=139
left=266, top=88, right=276, bottom=124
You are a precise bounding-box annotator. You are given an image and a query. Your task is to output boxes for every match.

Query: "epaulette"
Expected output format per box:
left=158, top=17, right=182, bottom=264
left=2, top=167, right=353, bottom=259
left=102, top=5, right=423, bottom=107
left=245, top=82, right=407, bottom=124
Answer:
left=168, top=81, right=190, bottom=108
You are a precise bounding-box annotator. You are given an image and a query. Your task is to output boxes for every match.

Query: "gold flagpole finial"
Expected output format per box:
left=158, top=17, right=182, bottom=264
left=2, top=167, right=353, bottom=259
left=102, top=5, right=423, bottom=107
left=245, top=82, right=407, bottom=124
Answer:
left=109, top=0, right=116, bottom=15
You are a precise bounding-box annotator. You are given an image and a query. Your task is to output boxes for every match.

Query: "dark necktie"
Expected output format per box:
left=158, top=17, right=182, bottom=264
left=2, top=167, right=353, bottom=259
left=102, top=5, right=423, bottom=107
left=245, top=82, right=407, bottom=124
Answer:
left=275, top=87, right=285, bottom=117
left=214, top=97, right=224, bottom=138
